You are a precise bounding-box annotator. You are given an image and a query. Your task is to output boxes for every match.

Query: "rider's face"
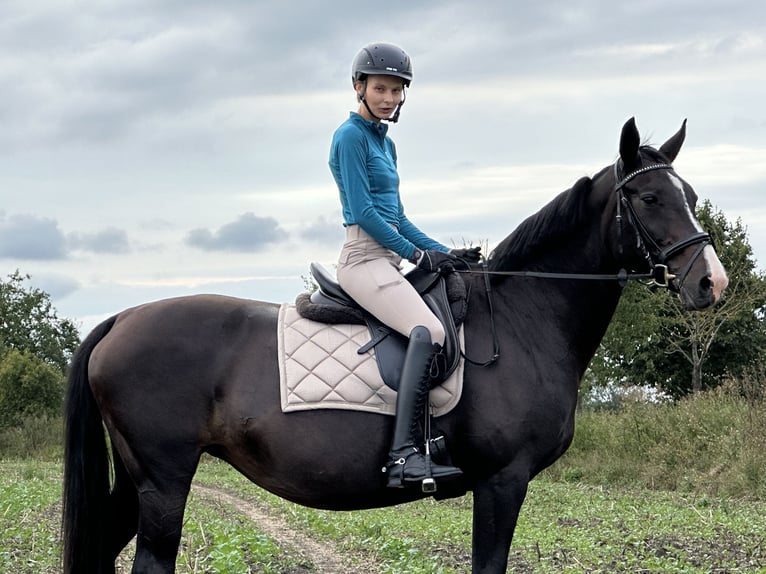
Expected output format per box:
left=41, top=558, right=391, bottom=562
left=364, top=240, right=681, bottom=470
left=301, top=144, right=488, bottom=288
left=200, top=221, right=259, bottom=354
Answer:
left=357, top=75, right=404, bottom=121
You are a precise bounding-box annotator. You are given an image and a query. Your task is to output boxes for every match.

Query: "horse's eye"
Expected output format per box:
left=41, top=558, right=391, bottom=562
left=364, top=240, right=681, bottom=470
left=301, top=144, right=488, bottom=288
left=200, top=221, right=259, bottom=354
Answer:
left=640, top=193, right=658, bottom=205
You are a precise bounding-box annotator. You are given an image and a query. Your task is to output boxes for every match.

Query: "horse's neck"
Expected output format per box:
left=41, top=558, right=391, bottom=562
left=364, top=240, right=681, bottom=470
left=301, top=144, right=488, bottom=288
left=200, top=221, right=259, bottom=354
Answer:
left=484, top=247, right=623, bottom=371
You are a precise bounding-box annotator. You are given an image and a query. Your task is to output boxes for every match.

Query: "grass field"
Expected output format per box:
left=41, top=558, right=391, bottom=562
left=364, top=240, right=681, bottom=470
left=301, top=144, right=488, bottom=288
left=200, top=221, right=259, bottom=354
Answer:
left=3, top=458, right=765, bottom=573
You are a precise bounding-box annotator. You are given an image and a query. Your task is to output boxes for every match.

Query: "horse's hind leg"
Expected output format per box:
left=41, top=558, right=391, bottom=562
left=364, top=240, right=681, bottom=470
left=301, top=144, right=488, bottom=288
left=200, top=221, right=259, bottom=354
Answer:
left=107, top=445, right=139, bottom=564
left=132, top=483, right=194, bottom=573
left=111, top=433, right=200, bottom=573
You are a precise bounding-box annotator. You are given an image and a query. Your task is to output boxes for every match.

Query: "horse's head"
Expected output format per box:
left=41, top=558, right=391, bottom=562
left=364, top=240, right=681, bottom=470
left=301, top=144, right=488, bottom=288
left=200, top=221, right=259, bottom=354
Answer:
left=612, top=117, right=728, bottom=310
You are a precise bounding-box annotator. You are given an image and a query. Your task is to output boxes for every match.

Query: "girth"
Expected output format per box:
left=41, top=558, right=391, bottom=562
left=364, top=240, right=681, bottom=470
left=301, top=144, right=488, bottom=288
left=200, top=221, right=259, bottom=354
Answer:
left=295, top=263, right=467, bottom=391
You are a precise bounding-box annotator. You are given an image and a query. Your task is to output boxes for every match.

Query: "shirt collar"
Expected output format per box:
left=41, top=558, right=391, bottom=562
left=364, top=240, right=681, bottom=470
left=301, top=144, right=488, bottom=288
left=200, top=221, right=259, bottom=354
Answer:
left=349, top=112, right=388, bottom=138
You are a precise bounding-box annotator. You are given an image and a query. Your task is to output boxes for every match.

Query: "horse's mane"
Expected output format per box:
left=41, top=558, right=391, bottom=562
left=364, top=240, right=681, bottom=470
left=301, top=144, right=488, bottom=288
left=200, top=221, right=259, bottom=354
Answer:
left=487, top=146, right=669, bottom=273
left=487, top=176, right=593, bottom=271
left=488, top=163, right=618, bottom=272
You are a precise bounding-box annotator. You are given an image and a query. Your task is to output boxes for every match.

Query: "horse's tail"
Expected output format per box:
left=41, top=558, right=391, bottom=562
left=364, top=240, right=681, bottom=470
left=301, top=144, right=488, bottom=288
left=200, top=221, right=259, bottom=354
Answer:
left=62, top=315, right=118, bottom=574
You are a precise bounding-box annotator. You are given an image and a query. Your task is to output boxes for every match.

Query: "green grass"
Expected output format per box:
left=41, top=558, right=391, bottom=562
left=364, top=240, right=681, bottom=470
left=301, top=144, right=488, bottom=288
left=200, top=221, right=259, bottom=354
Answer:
left=510, top=482, right=766, bottom=573
left=173, top=496, right=309, bottom=574
left=0, top=462, right=61, bottom=573
left=196, top=459, right=468, bottom=573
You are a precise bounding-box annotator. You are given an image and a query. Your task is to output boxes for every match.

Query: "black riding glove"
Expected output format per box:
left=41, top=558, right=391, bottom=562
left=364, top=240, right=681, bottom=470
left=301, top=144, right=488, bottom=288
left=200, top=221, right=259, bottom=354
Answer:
left=411, top=249, right=458, bottom=273
left=450, top=246, right=482, bottom=263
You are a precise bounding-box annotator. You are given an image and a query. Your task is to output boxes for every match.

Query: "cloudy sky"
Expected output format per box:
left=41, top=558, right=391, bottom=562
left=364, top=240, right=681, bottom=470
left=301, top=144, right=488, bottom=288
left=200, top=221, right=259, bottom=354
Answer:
left=1, top=0, right=765, bottom=335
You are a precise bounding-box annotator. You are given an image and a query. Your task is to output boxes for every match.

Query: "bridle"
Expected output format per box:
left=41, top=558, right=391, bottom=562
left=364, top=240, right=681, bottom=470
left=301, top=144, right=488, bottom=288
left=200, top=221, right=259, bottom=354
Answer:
left=613, top=161, right=711, bottom=290
left=457, top=160, right=712, bottom=367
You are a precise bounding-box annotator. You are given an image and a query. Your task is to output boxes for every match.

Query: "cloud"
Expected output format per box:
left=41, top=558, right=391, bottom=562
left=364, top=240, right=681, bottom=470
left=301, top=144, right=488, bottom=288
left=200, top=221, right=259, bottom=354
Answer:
left=67, top=227, right=130, bottom=254
left=0, top=213, right=67, bottom=260
left=300, top=215, right=343, bottom=245
left=674, top=144, right=766, bottom=186
left=0, top=214, right=130, bottom=259
left=29, top=273, right=81, bottom=300
left=0, top=3, right=350, bottom=151
left=186, top=212, right=288, bottom=252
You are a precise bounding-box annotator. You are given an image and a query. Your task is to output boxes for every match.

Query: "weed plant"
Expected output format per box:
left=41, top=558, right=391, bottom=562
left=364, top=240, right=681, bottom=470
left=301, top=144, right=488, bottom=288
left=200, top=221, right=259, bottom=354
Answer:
left=546, top=379, right=766, bottom=499
left=0, top=415, right=62, bottom=460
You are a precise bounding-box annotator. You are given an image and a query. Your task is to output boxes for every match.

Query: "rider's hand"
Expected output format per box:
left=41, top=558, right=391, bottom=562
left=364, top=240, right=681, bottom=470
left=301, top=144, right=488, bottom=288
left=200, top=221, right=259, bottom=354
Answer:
left=411, top=249, right=458, bottom=273
left=450, top=246, right=482, bottom=263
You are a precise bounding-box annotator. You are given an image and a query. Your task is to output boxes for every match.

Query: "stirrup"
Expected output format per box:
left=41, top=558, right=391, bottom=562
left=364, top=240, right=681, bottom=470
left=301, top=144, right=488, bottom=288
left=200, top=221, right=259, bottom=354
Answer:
left=421, top=477, right=437, bottom=493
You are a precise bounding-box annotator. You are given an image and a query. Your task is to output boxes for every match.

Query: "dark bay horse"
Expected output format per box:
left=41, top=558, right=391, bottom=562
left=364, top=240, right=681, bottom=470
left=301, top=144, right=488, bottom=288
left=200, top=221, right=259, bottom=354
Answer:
left=63, top=118, right=728, bottom=573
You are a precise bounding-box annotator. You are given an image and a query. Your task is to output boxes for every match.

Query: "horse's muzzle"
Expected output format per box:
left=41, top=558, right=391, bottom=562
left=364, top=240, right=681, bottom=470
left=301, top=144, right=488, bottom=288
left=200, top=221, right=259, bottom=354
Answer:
left=677, top=245, right=729, bottom=310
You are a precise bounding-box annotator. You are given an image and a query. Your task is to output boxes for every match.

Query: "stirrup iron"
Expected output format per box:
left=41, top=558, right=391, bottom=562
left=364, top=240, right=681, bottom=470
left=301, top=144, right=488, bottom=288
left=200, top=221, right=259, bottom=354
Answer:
left=421, top=439, right=437, bottom=493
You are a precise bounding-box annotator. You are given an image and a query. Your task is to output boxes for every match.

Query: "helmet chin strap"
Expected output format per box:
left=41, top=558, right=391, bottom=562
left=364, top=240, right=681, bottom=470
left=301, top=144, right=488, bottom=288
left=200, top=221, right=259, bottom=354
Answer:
left=358, top=79, right=406, bottom=123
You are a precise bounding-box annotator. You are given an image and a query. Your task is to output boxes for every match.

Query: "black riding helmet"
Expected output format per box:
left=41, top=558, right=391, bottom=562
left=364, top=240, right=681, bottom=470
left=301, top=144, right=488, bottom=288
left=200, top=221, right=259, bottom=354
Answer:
left=352, top=42, right=413, bottom=86
left=351, top=42, right=412, bottom=123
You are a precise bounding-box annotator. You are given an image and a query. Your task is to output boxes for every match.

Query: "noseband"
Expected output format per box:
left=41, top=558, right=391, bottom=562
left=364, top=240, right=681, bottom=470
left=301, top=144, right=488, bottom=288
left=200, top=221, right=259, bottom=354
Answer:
left=613, top=162, right=711, bottom=289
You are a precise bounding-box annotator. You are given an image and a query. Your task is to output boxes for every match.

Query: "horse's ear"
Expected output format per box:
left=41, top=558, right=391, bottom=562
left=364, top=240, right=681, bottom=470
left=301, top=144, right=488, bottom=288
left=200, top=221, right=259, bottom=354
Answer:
left=619, top=117, right=640, bottom=172
left=659, top=119, right=687, bottom=163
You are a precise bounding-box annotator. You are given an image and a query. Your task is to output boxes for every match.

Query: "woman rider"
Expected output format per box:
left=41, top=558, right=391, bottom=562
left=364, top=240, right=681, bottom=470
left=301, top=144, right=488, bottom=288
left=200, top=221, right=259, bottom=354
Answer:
left=329, top=42, right=480, bottom=489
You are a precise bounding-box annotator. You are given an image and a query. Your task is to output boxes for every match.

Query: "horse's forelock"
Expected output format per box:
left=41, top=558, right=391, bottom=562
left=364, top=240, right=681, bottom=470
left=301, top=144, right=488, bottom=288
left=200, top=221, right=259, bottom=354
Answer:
left=639, top=145, right=672, bottom=165
left=488, top=176, right=594, bottom=272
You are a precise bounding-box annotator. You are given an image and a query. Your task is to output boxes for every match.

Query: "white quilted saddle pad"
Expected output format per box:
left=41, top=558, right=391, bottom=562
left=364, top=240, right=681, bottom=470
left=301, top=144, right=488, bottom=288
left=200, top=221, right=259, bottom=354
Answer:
left=277, top=304, right=463, bottom=417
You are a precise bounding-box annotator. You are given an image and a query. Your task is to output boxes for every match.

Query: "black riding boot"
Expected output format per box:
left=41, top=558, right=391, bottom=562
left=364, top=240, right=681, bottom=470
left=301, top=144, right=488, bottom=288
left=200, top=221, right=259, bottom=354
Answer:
left=384, top=326, right=463, bottom=489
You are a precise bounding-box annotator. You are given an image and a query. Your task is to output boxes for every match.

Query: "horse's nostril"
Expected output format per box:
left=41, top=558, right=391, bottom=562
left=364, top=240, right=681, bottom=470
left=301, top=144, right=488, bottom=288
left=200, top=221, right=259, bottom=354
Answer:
left=700, top=275, right=712, bottom=291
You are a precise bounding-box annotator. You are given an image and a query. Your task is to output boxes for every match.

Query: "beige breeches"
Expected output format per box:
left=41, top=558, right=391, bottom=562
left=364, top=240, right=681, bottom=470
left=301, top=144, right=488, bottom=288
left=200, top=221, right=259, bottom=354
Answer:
left=336, top=225, right=446, bottom=346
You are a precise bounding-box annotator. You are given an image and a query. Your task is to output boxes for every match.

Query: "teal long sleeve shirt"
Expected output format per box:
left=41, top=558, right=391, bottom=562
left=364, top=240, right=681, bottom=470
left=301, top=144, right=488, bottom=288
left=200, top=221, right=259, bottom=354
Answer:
left=329, top=113, right=448, bottom=260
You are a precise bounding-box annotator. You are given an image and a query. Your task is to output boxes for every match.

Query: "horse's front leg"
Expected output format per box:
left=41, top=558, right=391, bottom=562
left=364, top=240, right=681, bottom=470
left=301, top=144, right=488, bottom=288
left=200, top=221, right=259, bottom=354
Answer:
left=471, top=466, right=530, bottom=574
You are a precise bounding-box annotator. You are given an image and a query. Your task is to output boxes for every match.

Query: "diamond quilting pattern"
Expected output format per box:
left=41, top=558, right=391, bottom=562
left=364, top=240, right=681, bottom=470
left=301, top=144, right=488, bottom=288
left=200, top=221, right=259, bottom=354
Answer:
left=277, top=304, right=462, bottom=416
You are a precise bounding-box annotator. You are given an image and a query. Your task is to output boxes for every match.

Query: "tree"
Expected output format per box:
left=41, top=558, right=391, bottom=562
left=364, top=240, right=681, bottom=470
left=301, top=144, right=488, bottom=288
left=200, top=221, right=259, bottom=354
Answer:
left=589, top=202, right=766, bottom=398
left=0, top=271, right=80, bottom=372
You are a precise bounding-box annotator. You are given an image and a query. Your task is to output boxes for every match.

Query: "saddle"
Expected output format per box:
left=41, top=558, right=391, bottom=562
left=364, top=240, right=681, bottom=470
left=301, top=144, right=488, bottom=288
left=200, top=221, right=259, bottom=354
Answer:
left=295, top=263, right=467, bottom=391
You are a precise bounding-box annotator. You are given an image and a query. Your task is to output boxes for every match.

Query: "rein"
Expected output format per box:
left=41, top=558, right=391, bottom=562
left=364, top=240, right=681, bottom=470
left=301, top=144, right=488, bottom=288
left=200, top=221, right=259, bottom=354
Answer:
left=458, top=161, right=712, bottom=368
left=456, top=262, right=663, bottom=369
left=457, top=266, right=670, bottom=285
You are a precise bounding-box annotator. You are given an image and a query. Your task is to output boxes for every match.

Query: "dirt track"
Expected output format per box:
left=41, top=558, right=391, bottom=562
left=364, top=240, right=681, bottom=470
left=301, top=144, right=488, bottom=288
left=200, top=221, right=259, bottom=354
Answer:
left=192, top=484, right=380, bottom=573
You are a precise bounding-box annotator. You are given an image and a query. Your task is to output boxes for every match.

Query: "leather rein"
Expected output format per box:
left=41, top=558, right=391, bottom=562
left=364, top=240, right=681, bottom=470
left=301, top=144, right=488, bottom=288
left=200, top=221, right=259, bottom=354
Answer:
left=457, top=161, right=712, bottom=367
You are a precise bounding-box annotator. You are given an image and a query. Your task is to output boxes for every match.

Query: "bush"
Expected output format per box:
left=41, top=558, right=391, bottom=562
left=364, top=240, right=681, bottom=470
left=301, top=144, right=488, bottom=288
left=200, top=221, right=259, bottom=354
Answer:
left=0, top=349, right=64, bottom=430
